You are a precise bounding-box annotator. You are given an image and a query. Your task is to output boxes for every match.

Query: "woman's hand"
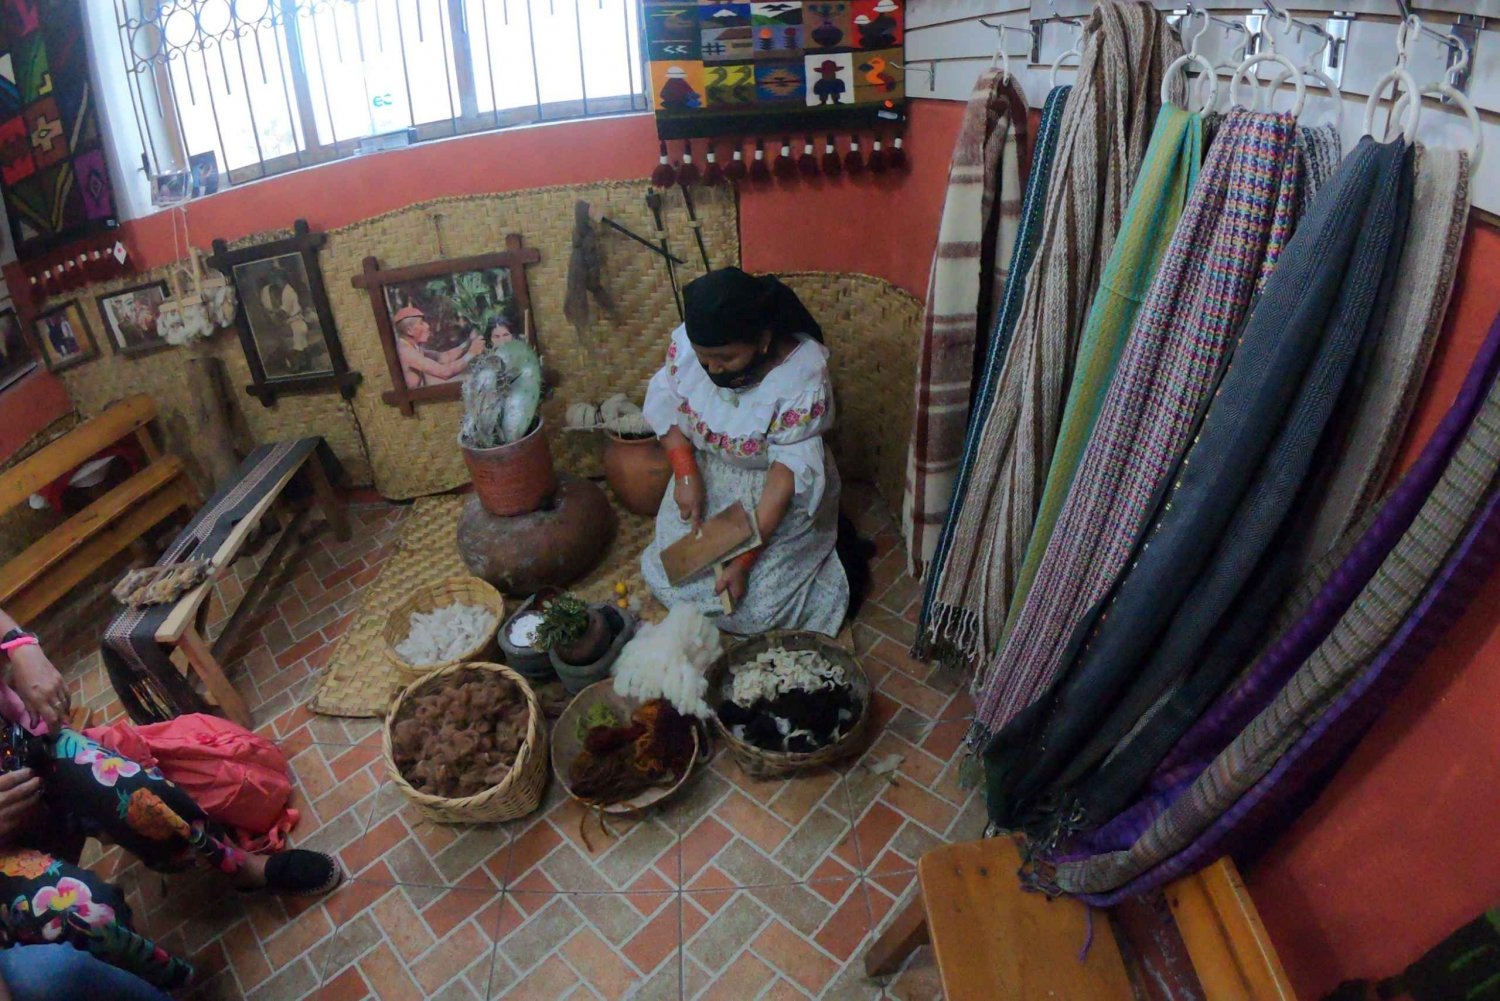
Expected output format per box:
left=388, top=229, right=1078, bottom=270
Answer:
left=0, top=769, right=43, bottom=846
left=674, top=473, right=706, bottom=530
left=715, top=561, right=749, bottom=606
left=9, top=645, right=70, bottom=730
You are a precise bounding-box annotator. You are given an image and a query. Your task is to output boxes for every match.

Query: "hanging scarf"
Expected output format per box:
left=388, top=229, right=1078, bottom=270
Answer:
left=909, top=0, right=1181, bottom=634
left=1049, top=307, right=1500, bottom=900
left=1297, top=122, right=1343, bottom=215
left=1302, top=148, right=1471, bottom=562
left=901, top=69, right=1027, bottom=576
left=971, top=109, right=1302, bottom=746
left=954, top=104, right=1205, bottom=667
left=915, top=84, right=1071, bottom=660
left=985, top=138, right=1413, bottom=832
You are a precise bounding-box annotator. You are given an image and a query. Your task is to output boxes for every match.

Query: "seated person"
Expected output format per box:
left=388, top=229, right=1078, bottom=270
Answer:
left=641, top=268, right=848, bottom=635
left=0, top=608, right=342, bottom=991
left=0, top=944, right=170, bottom=1001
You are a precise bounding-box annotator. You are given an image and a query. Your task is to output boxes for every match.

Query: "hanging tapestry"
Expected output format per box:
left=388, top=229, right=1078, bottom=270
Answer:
left=0, top=0, right=118, bottom=260
left=643, top=0, right=907, bottom=139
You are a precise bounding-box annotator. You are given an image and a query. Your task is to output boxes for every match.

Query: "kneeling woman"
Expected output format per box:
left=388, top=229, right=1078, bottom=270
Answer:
left=641, top=268, right=848, bottom=634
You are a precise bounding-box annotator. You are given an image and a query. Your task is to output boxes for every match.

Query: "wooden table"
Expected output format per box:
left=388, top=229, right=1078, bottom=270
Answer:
left=152, top=450, right=349, bottom=727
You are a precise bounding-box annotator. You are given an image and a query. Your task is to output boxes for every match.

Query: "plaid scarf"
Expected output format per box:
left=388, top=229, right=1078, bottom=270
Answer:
left=985, top=139, right=1412, bottom=832
left=907, top=0, right=1180, bottom=598
left=915, top=84, right=1071, bottom=660
left=901, top=69, right=1027, bottom=576
left=1303, top=148, right=1472, bottom=563
left=971, top=109, right=1302, bottom=745
left=1051, top=307, right=1500, bottom=900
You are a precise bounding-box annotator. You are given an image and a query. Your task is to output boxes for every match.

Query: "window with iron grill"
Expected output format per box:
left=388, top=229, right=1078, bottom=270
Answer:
left=115, top=0, right=647, bottom=189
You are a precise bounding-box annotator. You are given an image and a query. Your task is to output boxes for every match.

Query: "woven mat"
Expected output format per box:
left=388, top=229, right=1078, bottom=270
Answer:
left=308, top=490, right=662, bottom=718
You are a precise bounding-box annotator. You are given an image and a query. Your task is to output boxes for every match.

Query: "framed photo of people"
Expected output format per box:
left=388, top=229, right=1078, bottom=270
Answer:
left=0, top=307, right=37, bottom=392
left=207, top=219, right=361, bottom=406
left=353, top=232, right=541, bottom=415
left=33, top=301, right=99, bottom=372
left=98, top=281, right=172, bottom=357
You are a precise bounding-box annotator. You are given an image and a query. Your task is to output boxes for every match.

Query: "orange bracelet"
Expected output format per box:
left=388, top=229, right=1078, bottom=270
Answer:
left=731, top=547, right=762, bottom=573
left=666, top=444, right=699, bottom=480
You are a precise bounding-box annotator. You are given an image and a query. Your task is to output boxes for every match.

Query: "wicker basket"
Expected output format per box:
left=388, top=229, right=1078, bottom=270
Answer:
left=707, top=630, right=872, bottom=779
left=383, top=661, right=549, bottom=823
left=381, top=576, right=506, bottom=683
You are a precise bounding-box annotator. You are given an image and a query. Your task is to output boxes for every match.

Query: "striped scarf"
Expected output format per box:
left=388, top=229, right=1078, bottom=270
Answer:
left=914, top=85, right=1071, bottom=660
left=968, top=104, right=1205, bottom=667
left=901, top=69, right=1027, bottom=575
left=910, top=0, right=1182, bottom=638
left=971, top=109, right=1302, bottom=744
left=1051, top=306, right=1500, bottom=900
left=984, top=138, right=1412, bottom=832
left=1302, top=148, right=1471, bottom=563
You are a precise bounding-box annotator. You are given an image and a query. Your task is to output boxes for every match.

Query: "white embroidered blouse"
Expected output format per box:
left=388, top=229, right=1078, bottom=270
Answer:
left=643, top=325, right=836, bottom=511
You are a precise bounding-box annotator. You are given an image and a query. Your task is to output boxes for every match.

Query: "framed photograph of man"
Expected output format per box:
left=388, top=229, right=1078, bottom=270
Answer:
left=207, top=219, right=361, bottom=406
left=0, top=307, right=37, bottom=391
left=33, top=301, right=99, bottom=372
left=98, top=281, right=172, bottom=357
left=353, top=233, right=541, bottom=415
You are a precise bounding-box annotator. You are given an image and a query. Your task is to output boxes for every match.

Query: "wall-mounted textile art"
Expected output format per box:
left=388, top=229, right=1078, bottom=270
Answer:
left=0, top=0, right=118, bottom=260
left=643, top=0, right=907, bottom=139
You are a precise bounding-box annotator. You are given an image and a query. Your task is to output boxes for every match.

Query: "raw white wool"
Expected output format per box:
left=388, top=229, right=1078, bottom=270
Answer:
left=612, top=606, right=722, bottom=718
left=507, top=611, right=543, bottom=648
left=396, top=603, right=497, bottom=666
left=728, top=648, right=846, bottom=708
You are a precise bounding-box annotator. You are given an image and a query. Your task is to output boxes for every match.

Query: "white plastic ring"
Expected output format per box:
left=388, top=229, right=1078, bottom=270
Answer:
left=1392, top=84, right=1484, bottom=171
left=1267, top=66, right=1344, bottom=135
left=1230, top=52, right=1308, bottom=117
left=1361, top=67, right=1421, bottom=142
left=1050, top=48, right=1082, bottom=89
left=1160, top=51, right=1220, bottom=116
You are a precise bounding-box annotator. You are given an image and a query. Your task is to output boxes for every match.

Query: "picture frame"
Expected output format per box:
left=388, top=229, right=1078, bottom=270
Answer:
left=97, top=280, right=173, bottom=357
left=0, top=307, right=37, bottom=392
left=33, top=300, right=100, bottom=372
left=352, top=232, right=540, bottom=416
left=207, top=219, right=361, bottom=407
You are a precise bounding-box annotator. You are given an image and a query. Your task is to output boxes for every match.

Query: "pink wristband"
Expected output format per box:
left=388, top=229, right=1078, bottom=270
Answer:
left=0, top=636, right=37, bottom=653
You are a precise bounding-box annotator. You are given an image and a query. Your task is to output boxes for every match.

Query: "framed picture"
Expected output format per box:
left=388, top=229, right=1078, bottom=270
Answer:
left=98, top=281, right=172, bottom=357
left=189, top=151, right=219, bottom=197
left=353, top=232, right=540, bottom=415
left=208, top=219, right=361, bottom=406
left=0, top=307, right=37, bottom=391
left=33, top=300, right=99, bottom=372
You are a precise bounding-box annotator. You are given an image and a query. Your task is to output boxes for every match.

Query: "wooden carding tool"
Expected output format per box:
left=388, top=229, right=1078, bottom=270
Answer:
left=660, top=502, right=760, bottom=613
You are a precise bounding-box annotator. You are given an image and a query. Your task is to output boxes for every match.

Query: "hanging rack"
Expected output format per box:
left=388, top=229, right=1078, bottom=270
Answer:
left=891, top=58, right=937, bottom=92
left=978, top=18, right=1035, bottom=79
left=1030, top=0, right=1085, bottom=64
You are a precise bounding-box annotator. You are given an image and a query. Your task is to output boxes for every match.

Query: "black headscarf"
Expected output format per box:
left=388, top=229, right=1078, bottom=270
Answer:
left=682, top=268, right=822, bottom=347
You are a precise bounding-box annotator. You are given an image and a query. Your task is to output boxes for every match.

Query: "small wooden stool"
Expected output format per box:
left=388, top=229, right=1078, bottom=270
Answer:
left=864, top=837, right=1295, bottom=1000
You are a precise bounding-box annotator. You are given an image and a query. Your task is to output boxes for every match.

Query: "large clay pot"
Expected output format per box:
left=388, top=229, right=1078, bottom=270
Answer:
left=550, top=605, right=637, bottom=694
left=456, top=476, right=617, bottom=596
left=602, top=434, right=671, bottom=516
left=460, top=420, right=558, bottom=517
left=497, top=596, right=553, bottom=683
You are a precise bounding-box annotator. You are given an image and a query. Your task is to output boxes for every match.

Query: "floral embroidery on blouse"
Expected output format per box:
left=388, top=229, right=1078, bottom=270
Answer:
left=772, top=399, right=827, bottom=434
left=678, top=401, right=766, bottom=458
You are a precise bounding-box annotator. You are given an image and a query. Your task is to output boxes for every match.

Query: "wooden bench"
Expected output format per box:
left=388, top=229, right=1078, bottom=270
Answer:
left=864, top=837, right=1295, bottom=999
left=0, top=395, right=199, bottom=626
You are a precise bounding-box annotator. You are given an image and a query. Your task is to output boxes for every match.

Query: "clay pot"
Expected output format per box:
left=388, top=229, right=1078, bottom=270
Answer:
left=555, top=607, right=611, bottom=665
left=497, top=597, right=553, bottom=683
left=603, top=433, right=671, bottom=516
left=550, top=605, right=637, bottom=694
left=456, top=476, right=617, bottom=596
left=460, top=420, right=558, bottom=517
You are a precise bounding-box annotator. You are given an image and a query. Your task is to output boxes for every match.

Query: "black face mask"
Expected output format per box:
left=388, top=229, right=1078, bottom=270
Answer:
left=705, top=348, right=770, bottom=389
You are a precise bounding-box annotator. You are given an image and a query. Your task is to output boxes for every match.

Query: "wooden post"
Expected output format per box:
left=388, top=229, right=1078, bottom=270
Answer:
left=184, top=353, right=240, bottom=490
left=176, top=626, right=252, bottom=728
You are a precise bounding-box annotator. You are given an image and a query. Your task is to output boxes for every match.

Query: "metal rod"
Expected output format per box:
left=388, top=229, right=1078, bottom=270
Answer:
left=393, top=0, right=419, bottom=128
left=231, top=26, right=267, bottom=173
left=679, top=184, right=711, bottom=271
left=438, top=0, right=459, bottom=133
left=645, top=190, right=684, bottom=321
left=478, top=0, right=499, bottom=129
left=269, top=3, right=312, bottom=165
left=194, top=47, right=232, bottom=169
left=115, top=0, right=160, bottom=178
left=524, top=0, right=544, bottom=120
left=601, top=216, right=686, bottom=264
left=307, top=7, right=343, bottom=149
left=573, top=0, right=589, bottom=117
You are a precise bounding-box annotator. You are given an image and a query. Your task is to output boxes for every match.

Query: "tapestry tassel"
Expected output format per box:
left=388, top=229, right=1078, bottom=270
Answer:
left=845, top=136, right=865, bottom=174
left=678, top=140, right=701, bottom=186
left=725, top=144, right=748, bottom=182
left=651, top=141, right=677, bottom=188
left=773, top=136, right=796, bottom=179
left=868, top=136, right=888, bottom=173
left=751, top=139, right=772, bottom=182
left=889, top=132, right=908, bottom=170
left=702, top=145, right=724, bottom=186
left=798, top=135, right=819, bottom=177
left=821, top=134, right=842, bottom=176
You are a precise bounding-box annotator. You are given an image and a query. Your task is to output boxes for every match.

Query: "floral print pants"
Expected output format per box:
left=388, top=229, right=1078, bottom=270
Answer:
left=0, top=728, right=248, bottom=989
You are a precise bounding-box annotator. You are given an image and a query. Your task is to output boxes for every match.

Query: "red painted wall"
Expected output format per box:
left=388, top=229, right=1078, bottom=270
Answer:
left=1245, top=223, right=1500, bottom=1000
left=0, top=368, right=72, bottom=464
left=3, top=99, right=1497, bottom=996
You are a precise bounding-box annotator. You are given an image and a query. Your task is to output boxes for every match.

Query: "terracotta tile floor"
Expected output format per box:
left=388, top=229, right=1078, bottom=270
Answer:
left=34, top=486, right=970, bottom=1000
